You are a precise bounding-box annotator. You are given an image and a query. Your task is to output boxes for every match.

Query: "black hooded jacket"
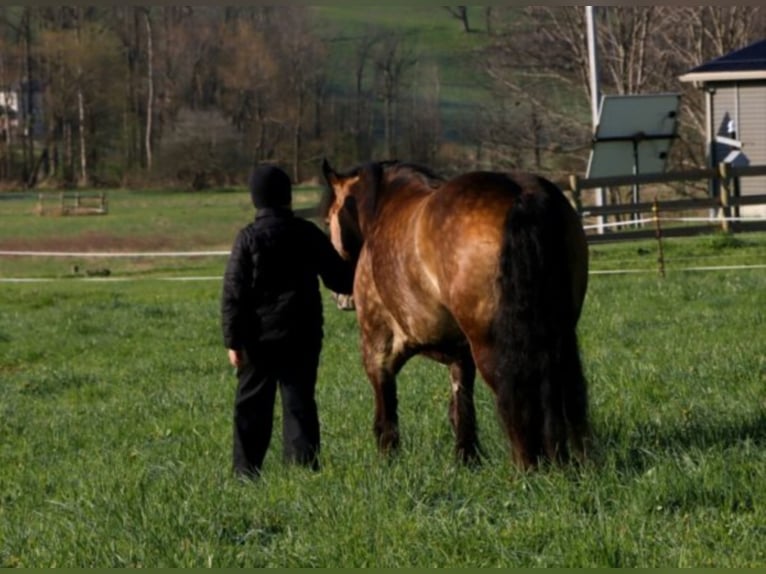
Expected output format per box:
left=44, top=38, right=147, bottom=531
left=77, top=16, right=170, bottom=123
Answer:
left=221, top=208, right=354, bottom=350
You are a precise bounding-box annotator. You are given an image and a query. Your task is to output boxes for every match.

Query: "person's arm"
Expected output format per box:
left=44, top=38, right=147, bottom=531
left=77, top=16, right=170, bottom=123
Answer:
left=221, top=230, right=254, bottom=354
left=312, top=225, right=355, bottom=295
left=228, top=348, right=243, bottom=368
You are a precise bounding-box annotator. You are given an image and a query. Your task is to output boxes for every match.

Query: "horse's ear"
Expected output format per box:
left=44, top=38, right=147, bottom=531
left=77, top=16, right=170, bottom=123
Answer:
left=321, top=158, right=336, bottom=186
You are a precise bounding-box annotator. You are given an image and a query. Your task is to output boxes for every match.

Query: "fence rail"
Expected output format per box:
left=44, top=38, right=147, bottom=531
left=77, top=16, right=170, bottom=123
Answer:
left=35, top=192, right=108, bottom=216
left=569, top=162, right=766, bottom=243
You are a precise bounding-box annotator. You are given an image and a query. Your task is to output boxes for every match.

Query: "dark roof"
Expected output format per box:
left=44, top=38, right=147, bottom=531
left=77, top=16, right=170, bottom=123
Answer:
left=680, top=38, right=766, bottom=83
left=688, top=39, right=766, bottom=74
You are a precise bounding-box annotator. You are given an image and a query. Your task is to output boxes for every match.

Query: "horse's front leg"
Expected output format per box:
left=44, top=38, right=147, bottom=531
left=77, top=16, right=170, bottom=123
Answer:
left=448, top=353, right=481, bottom=465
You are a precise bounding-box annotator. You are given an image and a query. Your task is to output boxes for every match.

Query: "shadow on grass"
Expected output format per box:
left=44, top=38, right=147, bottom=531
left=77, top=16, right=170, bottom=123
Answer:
left=593, top=409, right=766, bottom=476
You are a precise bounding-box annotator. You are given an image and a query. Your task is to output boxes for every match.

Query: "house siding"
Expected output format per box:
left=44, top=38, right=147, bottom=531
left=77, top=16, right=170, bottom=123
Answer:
left=737, top=82, right=766, bottom=197
left=712, top=82, right=766, bottom=215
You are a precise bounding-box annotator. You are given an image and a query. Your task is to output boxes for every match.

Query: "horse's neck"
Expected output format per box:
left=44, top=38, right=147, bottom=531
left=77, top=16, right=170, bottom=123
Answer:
left=357, top=169, right=440, bottom=234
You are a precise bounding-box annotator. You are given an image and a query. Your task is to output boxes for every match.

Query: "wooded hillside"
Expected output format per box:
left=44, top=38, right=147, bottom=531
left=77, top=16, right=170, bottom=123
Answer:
left=0, top=6, right=763, bottom=190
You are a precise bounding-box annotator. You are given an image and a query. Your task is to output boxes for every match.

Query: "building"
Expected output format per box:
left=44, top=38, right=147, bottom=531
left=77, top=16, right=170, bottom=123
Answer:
left=680, top=39, right=766, bottom=216
left=0, top=88, right=20, bottom=135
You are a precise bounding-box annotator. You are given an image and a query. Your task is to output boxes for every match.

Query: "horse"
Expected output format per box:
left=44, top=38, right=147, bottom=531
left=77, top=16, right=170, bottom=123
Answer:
left=320, top=159, right=590, bottom=469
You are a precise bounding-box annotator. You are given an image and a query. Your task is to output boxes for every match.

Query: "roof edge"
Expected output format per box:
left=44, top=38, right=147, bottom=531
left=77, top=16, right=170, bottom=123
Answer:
left=679, top=70, right=766, bottom=84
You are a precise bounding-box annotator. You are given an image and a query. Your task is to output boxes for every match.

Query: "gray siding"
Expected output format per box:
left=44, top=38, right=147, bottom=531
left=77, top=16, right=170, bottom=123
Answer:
left=737, top=83, right=766, bottom=196
left=713, top=82, right=766, bottom=198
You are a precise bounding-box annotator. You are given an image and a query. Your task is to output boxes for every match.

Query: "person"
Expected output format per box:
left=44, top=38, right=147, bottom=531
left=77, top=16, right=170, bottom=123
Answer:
left=221, top=164, right=354, bottom=478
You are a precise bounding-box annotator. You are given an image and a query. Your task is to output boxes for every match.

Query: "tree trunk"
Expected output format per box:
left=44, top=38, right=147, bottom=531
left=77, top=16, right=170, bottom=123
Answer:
left=444, top=6, right=471, bottom=33
left=77, top=90, right=87, bottom=186
left=383, top=91, right=393, bottom=158
left=144, top=9, right=154, bottom=170
left=64, top=121, right=72, bottom=184
left=22, top=9, right=34, bottom=186
left=0, top=50, right=12, bottom=180
left=485, top=7, right=493, bottom=35
left=292, top=89, right=304, bottom=182
left=76, top=8, right=88, bottom=187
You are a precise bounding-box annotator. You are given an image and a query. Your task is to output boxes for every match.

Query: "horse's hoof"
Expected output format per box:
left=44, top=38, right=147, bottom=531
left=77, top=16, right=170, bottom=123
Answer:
left=376, top=429, right=400, bottom=454
left=456, top=445, right=482, bottom=467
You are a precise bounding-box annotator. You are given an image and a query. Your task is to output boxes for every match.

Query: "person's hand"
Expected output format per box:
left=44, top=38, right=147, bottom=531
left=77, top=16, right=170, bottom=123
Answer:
left=228, top=348, right=242, bottom=368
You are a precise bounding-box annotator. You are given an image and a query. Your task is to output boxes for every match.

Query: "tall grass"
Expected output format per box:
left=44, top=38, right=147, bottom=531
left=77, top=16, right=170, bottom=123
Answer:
left=1, top=189, right=765, bottom=566
left=1, top=267, right=764, bottom=566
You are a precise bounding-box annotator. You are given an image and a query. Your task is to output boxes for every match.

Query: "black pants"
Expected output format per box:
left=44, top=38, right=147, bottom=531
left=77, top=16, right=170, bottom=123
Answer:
left=232, top=339, right=321, bottom=477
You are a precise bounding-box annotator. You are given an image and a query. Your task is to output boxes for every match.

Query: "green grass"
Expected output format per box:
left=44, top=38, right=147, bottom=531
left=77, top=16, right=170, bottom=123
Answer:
left=1, top=188, right=765, bottom=566
left=3, top=188, right=766, bottom=279
left=0, top=188, right=321, bottom=279
left=0, top=267, right=764, bottom=567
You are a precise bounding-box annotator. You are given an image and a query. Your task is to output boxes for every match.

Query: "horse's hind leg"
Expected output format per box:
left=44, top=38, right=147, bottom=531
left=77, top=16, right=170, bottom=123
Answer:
left=371, top=368, right=400, bottom=453
left=447, top=353, right=481, bottom=464
left=562, top=335, right=590, bottom=464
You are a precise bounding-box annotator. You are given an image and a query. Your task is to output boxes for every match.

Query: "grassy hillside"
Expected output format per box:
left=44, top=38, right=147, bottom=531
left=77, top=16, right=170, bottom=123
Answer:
left=310, top=6, right=592, bottom=173
left=311, top=7, right=503, bottom=132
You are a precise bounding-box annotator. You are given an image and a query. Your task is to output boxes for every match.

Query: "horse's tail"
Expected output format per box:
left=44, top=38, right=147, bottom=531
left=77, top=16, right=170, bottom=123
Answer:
left=493, top=187, right=588, bottom=468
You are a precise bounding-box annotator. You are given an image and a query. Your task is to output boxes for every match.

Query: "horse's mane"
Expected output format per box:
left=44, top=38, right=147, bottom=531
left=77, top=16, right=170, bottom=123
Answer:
left=320, top=160, right=442, bottom=220
left=383, top=160, right=443, bottom=191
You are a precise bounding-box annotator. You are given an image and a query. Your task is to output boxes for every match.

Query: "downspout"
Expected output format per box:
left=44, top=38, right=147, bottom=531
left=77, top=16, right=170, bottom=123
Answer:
left=704, top=84, right=715, bottom=198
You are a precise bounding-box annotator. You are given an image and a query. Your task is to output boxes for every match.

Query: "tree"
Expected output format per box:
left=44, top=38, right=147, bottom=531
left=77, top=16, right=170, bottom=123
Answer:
left=37, top=8, right=122, bottom=186
left=654, top=7, right=766, bottom=164
left=373, top=35, right=417, bottom=159
left=272, top=7, right=326, bottom=181
left=349, top=28, right=385, bottom=161
left=143, top=8, right=153, bottom=170
left=217, top=16, right=279, bottom=162
left=443, top=6, right=471, bottom=33
left=481, top=6, right=766, bottom=178
left=0, top=16, right=21, bottom=181
left=401, top=62, right=442, bottom=166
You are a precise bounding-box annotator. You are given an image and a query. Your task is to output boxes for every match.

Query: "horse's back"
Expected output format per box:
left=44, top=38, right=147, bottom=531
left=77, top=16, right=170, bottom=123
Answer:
left=363, top=168, right=585, bottom=350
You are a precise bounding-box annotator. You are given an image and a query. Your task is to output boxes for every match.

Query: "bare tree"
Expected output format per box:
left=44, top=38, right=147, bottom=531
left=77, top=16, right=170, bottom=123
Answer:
left=373, top=36, right=417, bottom=159
left=275, top=8, right=326, bottom=181
left=20, top=8, right=35, bottom=185
left=485, top=7, right=493, bottom=36
left=401, top=62, right=441, bottom=166
left=481, top=8, right=592, bottom=173
left=73, top=8, right=88, bottom=185
left=143, top=8, right=153, bottom=170
left=0, top=29, right=20, bottom=180
left=217, top=16, right=278, bottom=162
left=480, top=6, right=766, bottom=178
left=350, top=29, right=385, bottom=160
left=37, top=8, right=122, bottom=186
left=655, top=6, right=766, bottom=161
left=443, top=6, right=471, bottom=33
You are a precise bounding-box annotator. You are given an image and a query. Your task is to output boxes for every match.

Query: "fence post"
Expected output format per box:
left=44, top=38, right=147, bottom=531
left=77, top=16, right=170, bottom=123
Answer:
left=652, top=197, right=665, bottom=278
left=718, top=162, right=731, bottom=234
left=568, top=174, right=582, bottom=212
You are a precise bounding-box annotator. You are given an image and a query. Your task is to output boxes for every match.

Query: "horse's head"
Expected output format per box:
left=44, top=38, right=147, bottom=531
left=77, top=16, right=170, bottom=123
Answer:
left=321, top=158, right=442, bottom=261
left=320, top=158, right=375, bottom=262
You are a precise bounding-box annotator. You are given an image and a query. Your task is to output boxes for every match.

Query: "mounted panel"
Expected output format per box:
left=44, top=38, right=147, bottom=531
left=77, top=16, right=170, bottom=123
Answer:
left=587, top=93, right=681, bottom=179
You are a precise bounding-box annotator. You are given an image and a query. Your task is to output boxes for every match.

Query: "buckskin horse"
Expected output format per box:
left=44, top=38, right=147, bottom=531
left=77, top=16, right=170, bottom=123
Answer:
left=321, top=159, right=590, bottom=469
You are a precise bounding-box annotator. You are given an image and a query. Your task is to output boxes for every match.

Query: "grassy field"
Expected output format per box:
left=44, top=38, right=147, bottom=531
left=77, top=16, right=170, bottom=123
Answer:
left=311, top=6, right=508, bottom=139
left=1, top=189, right=765, bottom=567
